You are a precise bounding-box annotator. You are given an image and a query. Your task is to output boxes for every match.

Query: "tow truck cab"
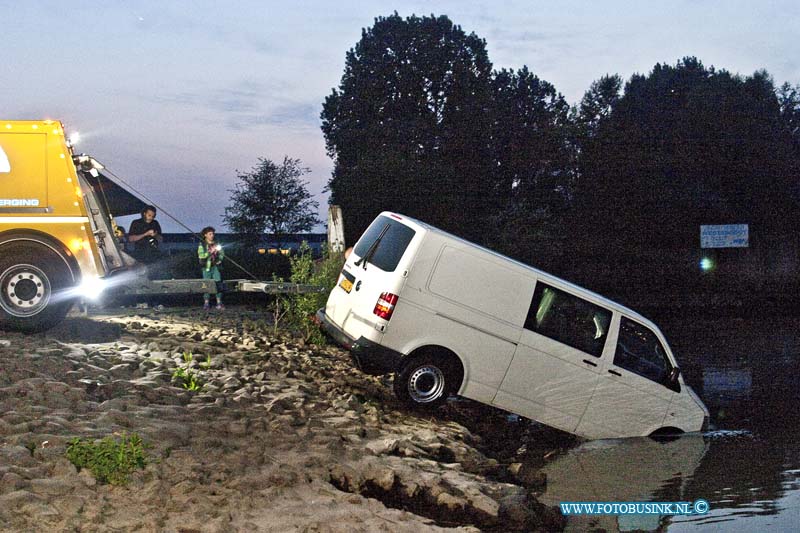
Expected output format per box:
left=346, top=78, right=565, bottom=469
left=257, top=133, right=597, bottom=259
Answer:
left=0, top=119, right=132, bottom=331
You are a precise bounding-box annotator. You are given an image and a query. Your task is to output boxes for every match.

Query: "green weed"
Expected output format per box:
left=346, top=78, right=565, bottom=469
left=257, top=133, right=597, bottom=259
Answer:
left=172, top=367, right=203, bottom=391
left=65, top=433, right=148, bottom=486
left=278, top=243, right=342, bottom=344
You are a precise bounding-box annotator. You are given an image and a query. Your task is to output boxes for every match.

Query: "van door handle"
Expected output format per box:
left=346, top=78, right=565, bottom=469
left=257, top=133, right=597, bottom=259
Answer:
left=582, top=359, right=597, bottom=367
left=608, top=369, right=622, bottom=377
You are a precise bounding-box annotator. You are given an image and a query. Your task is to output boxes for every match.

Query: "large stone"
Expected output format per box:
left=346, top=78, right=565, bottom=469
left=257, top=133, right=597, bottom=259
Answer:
left=467, top=491, right=501, bottom=518
left=108, top=364, right=133, bottom=378
left=0, top=489, right=43, bottom=509
left=365, top=466, right=396, bottom=492
left=0, top=446, right=37, bottom=467
left=499, top=492, right=537, bottom=527
left=30, top=478, right=73, bottom=496
left=222, top=377, right=242, bottom=390
left=436, top=492, right=467, bottom=511
left=77, top=469, right=96, bottom=487
left=0, top=472, right=27, bottom=493
left=365, top=438, right=399, bottom=456
left=329, top=464, right=363, bottom=492
left=53, top=495, right=85, bottom=517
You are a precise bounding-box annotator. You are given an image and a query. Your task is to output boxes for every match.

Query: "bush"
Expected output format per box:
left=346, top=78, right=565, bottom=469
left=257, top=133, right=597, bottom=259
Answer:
left=66, top=433, right=148, bottom=486
left=278, top=242, right=343, bottom=344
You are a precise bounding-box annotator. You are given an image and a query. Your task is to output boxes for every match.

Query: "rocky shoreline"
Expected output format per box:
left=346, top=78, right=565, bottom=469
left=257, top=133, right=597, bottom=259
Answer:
left=0, top=307, right=570, bottom=532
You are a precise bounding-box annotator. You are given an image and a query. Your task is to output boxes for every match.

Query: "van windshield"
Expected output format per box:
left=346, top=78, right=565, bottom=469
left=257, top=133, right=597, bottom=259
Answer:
left=353, top=216, right=416, bottom=272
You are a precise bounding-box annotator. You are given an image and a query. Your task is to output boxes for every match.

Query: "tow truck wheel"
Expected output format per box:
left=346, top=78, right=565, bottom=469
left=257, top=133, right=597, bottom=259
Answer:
left=394, top=352, right=462, bottom=408
left=0, top=242, right=76, bottom=333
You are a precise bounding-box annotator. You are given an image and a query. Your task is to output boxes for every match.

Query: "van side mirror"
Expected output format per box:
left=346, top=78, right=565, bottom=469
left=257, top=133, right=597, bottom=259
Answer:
left=668, top=366, right=681, bottom=383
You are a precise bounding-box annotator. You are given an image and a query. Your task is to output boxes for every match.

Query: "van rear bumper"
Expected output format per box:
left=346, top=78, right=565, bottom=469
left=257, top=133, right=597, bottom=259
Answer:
left=316, top=308, right=401, bottom=375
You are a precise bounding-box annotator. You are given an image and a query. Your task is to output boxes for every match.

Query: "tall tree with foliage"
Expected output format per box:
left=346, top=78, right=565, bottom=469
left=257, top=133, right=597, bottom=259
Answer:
left=573, top=74, right=623, bottom=140
left=490, top=67, right=573, bottom=211
left=571, top=58, right=800, bottom=296
left=486, top=67, right=573, bottom=265
left=578, top=58, right=798, bottom=240
left=224, top=157, right=319, bottom=244
left=778, top=82, right=800, bottom=142
left=321, top=13, right=495, bottom=244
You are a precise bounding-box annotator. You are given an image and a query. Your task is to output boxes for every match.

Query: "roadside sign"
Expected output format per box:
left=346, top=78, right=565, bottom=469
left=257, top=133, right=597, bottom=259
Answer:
left=700, top=224, right=749, bottom=248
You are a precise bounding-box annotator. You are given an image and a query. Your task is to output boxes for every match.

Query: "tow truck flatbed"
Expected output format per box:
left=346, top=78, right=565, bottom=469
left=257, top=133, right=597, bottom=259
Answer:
left=117, top=278, right=326, bottom=296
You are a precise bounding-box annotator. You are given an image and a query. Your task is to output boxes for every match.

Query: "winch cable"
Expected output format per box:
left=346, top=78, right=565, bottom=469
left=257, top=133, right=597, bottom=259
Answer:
left=100, top=166, right=260, bottom=281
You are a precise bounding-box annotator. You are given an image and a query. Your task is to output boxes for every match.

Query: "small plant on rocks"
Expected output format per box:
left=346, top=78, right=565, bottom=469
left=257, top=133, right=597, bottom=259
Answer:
left=65, top=432, right=148, bottom=486
left=172, top=351, right=203, bottom=391
left=267, top=280, right=291, bottom=336
left=24, top=441, right=36, bottom=457
left=172, top=367, right=203, bottom=391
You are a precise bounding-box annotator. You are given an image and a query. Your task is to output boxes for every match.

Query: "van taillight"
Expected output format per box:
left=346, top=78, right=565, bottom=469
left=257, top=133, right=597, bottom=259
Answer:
left=373, top=292, right=399, bottom=320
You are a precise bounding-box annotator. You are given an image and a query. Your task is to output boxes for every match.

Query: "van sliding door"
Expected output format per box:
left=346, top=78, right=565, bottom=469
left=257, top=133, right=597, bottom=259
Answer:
left=494, top=282, right=611, bottom=434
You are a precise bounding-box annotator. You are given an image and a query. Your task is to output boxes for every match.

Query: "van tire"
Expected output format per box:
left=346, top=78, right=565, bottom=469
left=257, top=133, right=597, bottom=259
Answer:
left=0, top=242, right=76, bottom=333
left=394, top=353, right=461, bottom=408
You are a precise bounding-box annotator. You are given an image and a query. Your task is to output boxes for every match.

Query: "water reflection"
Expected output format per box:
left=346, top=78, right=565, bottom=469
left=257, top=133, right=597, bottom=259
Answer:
left=536, top=318, right=800, bottom=531
left=538, top=435, right=707, bottom=531
left=539, top=436, right=708, bottom=504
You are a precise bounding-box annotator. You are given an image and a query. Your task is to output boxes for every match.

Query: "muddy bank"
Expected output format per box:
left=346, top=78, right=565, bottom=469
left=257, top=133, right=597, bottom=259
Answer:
left=0, top=308, right=566, bottom=532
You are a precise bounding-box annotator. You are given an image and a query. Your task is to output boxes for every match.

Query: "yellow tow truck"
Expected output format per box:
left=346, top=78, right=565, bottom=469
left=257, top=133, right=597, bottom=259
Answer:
left=0, top=119, right=322, bottom=332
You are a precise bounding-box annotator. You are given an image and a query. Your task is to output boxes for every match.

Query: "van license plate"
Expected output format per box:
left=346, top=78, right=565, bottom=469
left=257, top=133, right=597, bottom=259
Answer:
left=339, top=278, right=354, bottom=293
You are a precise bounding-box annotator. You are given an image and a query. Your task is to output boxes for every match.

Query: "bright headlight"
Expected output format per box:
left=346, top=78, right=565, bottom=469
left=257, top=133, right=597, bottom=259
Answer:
left=78, top=277, right=107, bottom=300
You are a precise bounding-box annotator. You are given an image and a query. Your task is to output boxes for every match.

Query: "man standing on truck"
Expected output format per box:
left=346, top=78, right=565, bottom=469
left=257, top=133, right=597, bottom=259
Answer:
left=128, top=205, right=163, bottom=277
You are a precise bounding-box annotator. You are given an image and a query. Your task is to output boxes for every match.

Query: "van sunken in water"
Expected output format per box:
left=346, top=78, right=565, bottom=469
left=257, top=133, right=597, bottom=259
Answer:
left=318, top=212, right=709, bottom=439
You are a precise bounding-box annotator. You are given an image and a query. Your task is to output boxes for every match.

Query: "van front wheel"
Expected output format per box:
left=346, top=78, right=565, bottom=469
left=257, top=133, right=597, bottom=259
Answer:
left=394, top=355, right=457, bottom=408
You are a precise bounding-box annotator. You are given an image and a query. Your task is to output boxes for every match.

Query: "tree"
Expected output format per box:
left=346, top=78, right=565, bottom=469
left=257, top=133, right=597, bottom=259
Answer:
left=224, top=157, right=319, bottom=245
left=321, top=13, right=495, bottom=244
left=570, top=58, right=800, bottom=297
left=485, top=67, right=573, bottom=265
left=777, top=82, right=800, bottom=141
left=490, top=67, right=572, bottom=209
left=573, top=74, right=622, bottom=140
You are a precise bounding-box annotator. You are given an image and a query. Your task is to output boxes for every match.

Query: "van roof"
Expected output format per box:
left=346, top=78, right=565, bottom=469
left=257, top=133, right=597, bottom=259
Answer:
left=378, top=211, right=656, bottom=328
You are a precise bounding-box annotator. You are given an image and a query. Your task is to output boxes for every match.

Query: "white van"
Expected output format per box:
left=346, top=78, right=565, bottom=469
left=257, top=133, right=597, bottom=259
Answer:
left=317, top=212, right=709, bottom=439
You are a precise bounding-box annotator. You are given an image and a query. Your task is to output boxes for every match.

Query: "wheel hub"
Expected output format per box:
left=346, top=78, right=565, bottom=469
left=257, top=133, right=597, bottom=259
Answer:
left=408, top=365, right=446, bottom=403
left=1, top=264, right=51, bottom=317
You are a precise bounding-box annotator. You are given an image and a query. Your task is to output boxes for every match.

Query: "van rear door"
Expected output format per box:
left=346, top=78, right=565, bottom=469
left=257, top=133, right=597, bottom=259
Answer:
left=326, top=213, right=420, bottom=342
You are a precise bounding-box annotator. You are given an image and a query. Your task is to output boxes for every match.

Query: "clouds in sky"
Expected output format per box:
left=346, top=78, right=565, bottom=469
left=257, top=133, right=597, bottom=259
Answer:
left=3, top=1, right=798, bottom=231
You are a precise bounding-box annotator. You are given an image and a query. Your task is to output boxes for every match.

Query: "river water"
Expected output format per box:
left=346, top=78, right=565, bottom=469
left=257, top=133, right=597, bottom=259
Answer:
left=537, top=317, right=800, bottom=531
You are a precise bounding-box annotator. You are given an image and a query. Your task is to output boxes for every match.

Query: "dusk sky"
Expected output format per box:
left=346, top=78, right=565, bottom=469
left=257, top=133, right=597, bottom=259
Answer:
left=3, top=1, right=798, bottom=232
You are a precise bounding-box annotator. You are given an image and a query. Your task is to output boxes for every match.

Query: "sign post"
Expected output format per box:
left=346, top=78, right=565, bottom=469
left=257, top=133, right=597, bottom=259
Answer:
left=327, top=205, right=345, bottom=252
left=700, top=224, right=749, bottom=249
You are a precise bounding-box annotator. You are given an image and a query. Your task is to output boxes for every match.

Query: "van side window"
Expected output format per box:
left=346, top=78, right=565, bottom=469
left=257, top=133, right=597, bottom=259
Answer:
left=614, top=318, right=672, bottom=383
left=524, top=282, right=612, bottom=357
left=353, top=216, right=416, bottom=272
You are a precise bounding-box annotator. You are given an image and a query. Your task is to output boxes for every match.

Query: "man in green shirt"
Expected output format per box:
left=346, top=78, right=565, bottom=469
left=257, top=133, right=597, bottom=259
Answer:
left=198, top=226, right=225, bottom=310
